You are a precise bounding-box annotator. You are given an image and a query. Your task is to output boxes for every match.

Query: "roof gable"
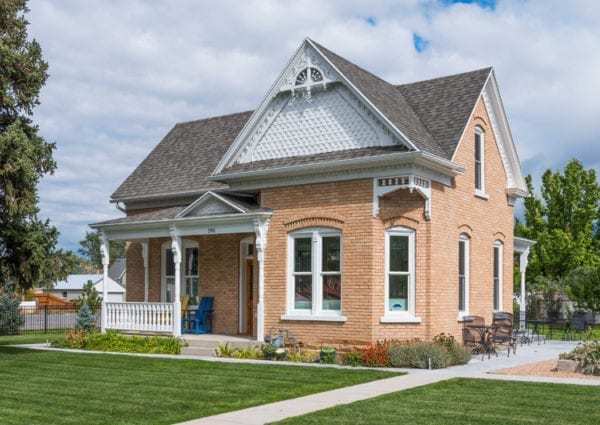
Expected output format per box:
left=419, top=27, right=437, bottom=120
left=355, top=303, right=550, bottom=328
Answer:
left=213, top=39, right=417, bottom=175
left=176, top=191, right=246, bottom=218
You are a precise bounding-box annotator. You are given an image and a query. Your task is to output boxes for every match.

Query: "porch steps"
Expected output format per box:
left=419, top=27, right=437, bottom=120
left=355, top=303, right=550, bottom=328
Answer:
left=181, top=335, right=257, bottom=357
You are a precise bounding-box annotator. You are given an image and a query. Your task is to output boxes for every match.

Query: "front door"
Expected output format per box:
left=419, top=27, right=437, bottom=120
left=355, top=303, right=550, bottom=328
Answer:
left=245, top=259, right=254, bottom=334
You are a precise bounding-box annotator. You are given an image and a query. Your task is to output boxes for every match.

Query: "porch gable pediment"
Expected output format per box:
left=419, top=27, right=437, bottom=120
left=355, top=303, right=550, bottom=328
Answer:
left=176, top=192, right=245, bottom=218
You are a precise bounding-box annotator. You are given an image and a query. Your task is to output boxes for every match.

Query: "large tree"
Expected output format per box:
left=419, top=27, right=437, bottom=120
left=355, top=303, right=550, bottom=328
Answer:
left=78, top=231, right=125, bottom=271
left=516, top=159, right=600, bottom=286
left=0, top=0, right=71, bottom=292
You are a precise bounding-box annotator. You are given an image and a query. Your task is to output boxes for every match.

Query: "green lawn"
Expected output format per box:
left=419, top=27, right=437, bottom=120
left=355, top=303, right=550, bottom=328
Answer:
left=274, top=378, right=600, bottom=425
left=0, top=345, right=398, bottom=425
left=0, top=333, right=65, bottom=345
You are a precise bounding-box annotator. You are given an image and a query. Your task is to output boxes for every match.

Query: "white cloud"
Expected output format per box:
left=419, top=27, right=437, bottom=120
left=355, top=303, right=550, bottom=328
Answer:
left=26, top=0, right=600, bottom=251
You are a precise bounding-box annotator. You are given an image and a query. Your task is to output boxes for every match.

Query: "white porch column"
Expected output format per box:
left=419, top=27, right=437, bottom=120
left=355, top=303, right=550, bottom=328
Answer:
left=254, top=217, right=270, bottom=342
left=170, top=226, right=182, bottom=337
left=100, top=232, right=110, bottom=333
left=141, top=240, right=149, bottom=303
left=518, top=247, right=530, bottom=331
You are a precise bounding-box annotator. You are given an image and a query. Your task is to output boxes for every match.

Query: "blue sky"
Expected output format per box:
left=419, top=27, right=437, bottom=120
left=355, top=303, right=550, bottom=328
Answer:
left=26, top=0, right=600, bottom=252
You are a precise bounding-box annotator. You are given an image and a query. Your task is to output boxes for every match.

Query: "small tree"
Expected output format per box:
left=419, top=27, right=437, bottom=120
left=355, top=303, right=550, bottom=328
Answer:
left=0, top=291, right=24, bottom=335
left=567, top=266, right=600, bottom=316
left=74, top=304, right=96, bottom=332
left=73, top=280, right=102, bottom=310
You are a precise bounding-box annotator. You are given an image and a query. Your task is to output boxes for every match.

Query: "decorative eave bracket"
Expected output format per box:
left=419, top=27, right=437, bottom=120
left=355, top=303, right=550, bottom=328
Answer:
left=373, top=175, right=432, bottom=220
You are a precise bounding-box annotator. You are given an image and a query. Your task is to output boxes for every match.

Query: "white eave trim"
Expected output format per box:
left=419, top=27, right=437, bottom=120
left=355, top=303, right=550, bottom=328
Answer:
left=211, top=151, right=463, bottom=184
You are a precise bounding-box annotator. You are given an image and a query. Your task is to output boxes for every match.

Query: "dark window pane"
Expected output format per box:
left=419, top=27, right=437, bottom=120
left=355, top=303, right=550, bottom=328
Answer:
left=294, top=238, right=312, bottom=272
left=475, top=133, right=482, bottom=189
left=186, top=277, right=199, bottom=298
left=459, top=239, right=466, bottom=311
left=389, top=275, right=408, bottom=311
left=165, top=249, right=175, bottom=277
left=459, top=276, right=465, bottom=312
left=185, top=247, right=198, bottom=276
left=322, top=275, right=341, bottom=310
left=390, top=236, right=409, bottom=272
left=494, top=246, right=500, bottom=310
left=294, top=275, right=312, bottom=309
left=322, top=236, right=340, bottom=272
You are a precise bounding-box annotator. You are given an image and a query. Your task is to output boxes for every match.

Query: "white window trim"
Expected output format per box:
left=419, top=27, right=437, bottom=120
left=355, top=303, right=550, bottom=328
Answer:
left=380, top=226, right=420, bottom=323
left=493, top=240, right=503, bottom=312
left=283, top=227, right=344, bottom=321
left=457, top=234, right=470, bottom=321
left=474, top=126, right=488, bottom=198
left=161, top=240, right=199, bottom=303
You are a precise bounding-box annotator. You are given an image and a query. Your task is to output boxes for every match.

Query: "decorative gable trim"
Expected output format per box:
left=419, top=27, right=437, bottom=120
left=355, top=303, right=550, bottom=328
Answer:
left=451, top=70, right=527, bottom=200
left=175, top=191, right=245, bottom=219
left=213, top=39, right=417, bottom=176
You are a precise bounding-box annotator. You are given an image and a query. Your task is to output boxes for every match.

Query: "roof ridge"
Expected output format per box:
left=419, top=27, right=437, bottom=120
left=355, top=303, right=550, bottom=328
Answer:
left=396, top=67, right=493, bottom=88
left=175, top=110, right=254, bottom=127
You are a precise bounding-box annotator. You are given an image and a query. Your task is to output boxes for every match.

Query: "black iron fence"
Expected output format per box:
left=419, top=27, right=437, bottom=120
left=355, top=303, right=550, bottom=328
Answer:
left=2, top=305, right=102, bottom=334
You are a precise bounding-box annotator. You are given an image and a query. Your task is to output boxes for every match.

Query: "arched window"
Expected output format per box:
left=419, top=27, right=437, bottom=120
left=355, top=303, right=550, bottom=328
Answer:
left=474, top=126, right=486, bottom=195
left=381, top=226, right=420, bottom=323
left=493, top=240, right=503, bottom=311
left=285, top=227, right=343, bottom=318
left=458, top=234, right=470, bottom=317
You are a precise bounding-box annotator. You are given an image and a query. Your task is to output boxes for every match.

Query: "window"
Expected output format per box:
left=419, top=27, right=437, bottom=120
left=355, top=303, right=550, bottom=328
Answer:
left=382, top=227, right=419, bottom=322
left=287, top=228, right=342, bottom=317
left=493, top=241, right=503, bottom=311
left=162, top=241, right=199, bottom=303
left=474, top=127, right=485, bottom=195
left=458, top=235, right=470, bottom=317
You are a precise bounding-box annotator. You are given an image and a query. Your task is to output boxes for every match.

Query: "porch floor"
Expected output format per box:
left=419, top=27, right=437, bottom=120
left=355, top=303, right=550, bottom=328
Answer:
left=181, top=334, right=257, bottom=357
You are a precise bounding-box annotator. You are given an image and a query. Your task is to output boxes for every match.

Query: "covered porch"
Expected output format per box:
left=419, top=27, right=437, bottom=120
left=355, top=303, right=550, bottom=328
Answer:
left=91, top=191, right=271, bottom=341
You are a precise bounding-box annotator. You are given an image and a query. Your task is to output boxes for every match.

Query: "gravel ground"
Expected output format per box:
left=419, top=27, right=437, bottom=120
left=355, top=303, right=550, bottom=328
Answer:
left=492, top=359, right=600, bottom=380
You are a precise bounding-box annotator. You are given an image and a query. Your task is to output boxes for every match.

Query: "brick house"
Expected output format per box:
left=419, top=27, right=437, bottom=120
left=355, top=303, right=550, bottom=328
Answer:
left=91, top=39, right=533, bottom=345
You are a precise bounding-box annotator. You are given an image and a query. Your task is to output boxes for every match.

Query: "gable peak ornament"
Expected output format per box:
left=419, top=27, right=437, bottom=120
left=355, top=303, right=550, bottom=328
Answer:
left=279, top=48, right=337, bottom=103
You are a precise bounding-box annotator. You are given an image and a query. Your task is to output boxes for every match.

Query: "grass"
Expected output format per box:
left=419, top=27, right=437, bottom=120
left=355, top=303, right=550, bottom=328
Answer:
left=0, top=333, right=65, bottom=345
left=0, top=345, right=398, bottom=425
left=274, top=378, right=600, bottom=424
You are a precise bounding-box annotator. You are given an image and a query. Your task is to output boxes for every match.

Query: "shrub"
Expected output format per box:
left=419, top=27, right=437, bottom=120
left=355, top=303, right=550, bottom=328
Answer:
left=389, top=341, right=451, bottom=369
left=75, top=304, right=97, bottom=332
left=359, top=344, right=390, bottom=367
left=262, top=344, right=277, bottom=360
left=433, top=333, right=472, bottom=366
left=53, top=331, right=181, bottom=354
left=319, top=346, right=336, bottom=364
left=342, top=349, right=363, bottom=367
left=232, top=346, right=261, bottom=359
left=559, top=341, right=600, bottom=375
left=0, top=293, right=24, bottom=335
left=215, top=342, right=236, bottom=357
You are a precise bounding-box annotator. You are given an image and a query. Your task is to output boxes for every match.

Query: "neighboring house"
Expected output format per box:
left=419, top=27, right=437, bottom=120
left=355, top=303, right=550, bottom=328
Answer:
left=48, top=274, right=125, bottom=302
left=92, top=38, right=534, bottom=344
left=109, top=258, right=127, bottom=287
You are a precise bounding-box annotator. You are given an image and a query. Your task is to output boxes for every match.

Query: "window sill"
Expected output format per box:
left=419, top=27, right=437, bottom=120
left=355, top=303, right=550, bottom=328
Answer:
left=457, top=314, right=470, bottom=322
left=380, top=316, right=422, bottom=324
left=281, top=314, right=347, bottom=322
left=474, top=190, right=490, bottom=200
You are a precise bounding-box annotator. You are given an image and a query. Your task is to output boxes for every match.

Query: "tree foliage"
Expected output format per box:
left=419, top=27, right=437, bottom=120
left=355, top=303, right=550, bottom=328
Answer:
left=73, top=280, right=103, bottom=310
left=78, top=231, right=125, bottom=271
left=567, top=266, right=600, bottom=314
left=516, top=159, right=600, bottom=285
left=0, top=0, right=72, bottom=292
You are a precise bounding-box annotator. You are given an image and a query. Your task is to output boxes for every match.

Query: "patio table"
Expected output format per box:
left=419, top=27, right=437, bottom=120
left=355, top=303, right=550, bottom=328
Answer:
left=465, top=324, right=495, bottom=360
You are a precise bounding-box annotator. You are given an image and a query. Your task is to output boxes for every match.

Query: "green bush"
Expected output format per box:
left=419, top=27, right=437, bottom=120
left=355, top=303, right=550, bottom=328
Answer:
left=262, top=344, right=277, bottom=360
left=0, top=293, right=24, bottom=335
left=320, top=346, right=336, bottom=364
left=53, top=331, right=181, bottom=354
left=433, top=333, right=472, bottom=366
left=232, top=346, right=261, bottom=359
left=342, top=349, right=363, bottom=367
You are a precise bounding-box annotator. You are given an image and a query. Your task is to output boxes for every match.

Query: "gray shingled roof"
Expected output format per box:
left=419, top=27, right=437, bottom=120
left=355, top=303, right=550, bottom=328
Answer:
left=111, top=111, right=253, bottom=201
left=396, top=67, right=492, bottom=159
left=111, top=42, right=491, bottom=202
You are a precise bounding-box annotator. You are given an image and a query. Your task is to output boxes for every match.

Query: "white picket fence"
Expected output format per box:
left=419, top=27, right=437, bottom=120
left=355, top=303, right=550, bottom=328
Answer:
left=105, top=302, right=174, bottom=333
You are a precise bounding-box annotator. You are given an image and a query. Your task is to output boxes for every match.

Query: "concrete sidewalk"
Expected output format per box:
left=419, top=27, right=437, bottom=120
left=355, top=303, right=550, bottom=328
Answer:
left=177, top=340, right=600, bottom=425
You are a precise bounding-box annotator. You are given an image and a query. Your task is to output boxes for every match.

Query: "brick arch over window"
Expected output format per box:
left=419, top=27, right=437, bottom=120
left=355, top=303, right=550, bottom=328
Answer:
left=493, top=231, right=506, bottom=241
left=383, top=215, right=420, bottom=229
left=284, top=216, right=345, bottom=232
left=473, top=116, right=489, bottom=129
left=457, top=224, right=473, bottom=234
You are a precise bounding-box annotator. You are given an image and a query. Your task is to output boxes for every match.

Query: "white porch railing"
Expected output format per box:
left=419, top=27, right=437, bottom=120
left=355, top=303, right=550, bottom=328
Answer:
left=105, top=302, right=175, bottom=333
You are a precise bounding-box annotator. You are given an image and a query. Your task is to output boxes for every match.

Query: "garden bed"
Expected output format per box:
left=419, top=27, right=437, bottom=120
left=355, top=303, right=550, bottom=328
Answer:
left=492, top=359, right=600, bottom=380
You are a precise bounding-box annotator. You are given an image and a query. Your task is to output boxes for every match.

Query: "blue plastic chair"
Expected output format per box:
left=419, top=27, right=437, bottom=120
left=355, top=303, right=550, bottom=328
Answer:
left=182, top=297, right=214, bottom=334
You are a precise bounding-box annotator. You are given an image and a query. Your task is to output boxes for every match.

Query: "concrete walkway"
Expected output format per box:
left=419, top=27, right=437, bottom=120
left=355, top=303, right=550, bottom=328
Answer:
left=177, top=340, right=600, bottom=425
